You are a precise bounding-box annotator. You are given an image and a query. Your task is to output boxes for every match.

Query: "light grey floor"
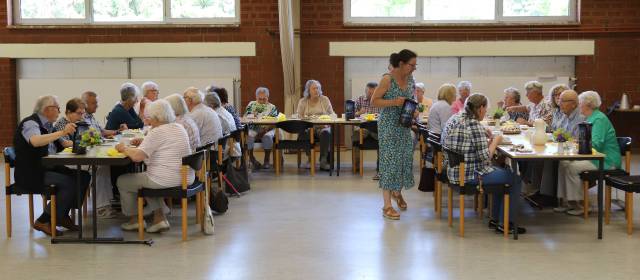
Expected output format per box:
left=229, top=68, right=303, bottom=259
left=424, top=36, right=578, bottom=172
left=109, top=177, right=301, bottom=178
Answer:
left=2, top=151, right=640, bottom=280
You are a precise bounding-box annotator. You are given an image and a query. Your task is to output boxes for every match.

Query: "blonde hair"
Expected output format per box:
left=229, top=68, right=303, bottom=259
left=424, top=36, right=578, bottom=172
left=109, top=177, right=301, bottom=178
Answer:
left=437, top=83, right=457, bottom=104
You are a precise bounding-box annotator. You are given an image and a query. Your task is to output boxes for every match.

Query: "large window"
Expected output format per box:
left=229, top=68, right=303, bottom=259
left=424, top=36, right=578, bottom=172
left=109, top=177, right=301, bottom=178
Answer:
left=346, top=0, right=577, bottom=24
left=13, top=0, right=239, bottom=25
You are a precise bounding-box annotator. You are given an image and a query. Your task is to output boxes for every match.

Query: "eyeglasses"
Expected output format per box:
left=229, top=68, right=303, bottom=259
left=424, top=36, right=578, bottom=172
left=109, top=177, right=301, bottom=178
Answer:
left=560, top=99, right=576, bottom=103
left=46, top=105, right=60, bottom=112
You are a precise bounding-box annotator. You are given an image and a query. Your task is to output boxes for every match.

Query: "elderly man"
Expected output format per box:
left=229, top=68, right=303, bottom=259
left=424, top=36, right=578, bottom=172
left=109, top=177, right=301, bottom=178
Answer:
left=105, top=82, right=144, bottom=131
left=183, top=87, right=223, bottom=146
left=451, top=81, right=472, bottom=114
left=508, top=81, right=552, bottom=127
left=551, top=90, right=584, bottom=136
left=137, top=81, right=160, bottom=118
left=81, top=91, right=118, bottom=137
left=14, top=95, right=90, bottom=236
left=244, top=87, right=279, bottom=169
left=353, top=82, right=381, bottom=179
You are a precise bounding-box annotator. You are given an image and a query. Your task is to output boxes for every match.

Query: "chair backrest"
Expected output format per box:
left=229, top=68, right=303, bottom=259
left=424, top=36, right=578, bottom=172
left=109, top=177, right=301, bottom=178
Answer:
left=443, top=146, right=464, bottom=168
left=426, top=131, right=442, bottom=150
left=195, top=142, right=214, bottom=153
left=230, top=127, right=243, bottom=143
left=276, top=120, right=313, bottom=134
left=618, top=137, right=632, bottom=156
left=3, top=147, right=16, bottom=167
left=217, top=134, right=232, bottom=152
left=359, top=121, right=378, bottom=133
left=182, top=151, right=205, bottom=171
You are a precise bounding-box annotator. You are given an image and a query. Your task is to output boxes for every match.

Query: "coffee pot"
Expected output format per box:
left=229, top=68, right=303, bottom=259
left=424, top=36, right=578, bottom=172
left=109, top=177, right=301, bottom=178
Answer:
left=578, top=122, right=593, bottom=154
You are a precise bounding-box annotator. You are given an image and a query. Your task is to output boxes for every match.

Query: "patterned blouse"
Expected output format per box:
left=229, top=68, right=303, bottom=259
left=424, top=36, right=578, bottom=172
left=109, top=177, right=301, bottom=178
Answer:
left=527, top=100, right=553, bottom=126
left=355, top=95, right=380, bottom=114
left=441, top=112, right=493, bottom=184
left=244, top=101, right=278, bottom=131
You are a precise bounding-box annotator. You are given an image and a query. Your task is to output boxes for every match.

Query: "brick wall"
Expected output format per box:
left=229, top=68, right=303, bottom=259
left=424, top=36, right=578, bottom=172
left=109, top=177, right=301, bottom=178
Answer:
left=0, top=0, right=283, bottom=147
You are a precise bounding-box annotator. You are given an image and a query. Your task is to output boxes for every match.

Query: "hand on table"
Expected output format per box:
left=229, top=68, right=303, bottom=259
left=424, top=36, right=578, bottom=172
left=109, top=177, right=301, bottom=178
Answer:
left=115, top=143, right=126, bottom=153
left=62, top=123, right=77, bottom=135
left=130, top=138, right=143, bottom=147
left=515, top=118, right=528, bottom=125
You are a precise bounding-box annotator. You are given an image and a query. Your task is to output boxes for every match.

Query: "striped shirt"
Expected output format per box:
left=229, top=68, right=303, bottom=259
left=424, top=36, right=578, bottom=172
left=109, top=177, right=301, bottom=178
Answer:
left=355, top=95, right=380, bottom=114
left=139, top=123, right=194, bottom=187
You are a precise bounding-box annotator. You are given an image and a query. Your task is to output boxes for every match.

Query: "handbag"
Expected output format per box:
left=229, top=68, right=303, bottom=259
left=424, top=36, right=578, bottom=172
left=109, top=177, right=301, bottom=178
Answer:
left=224, top=158, right=250, bottom=195
left=203, top=204, right=215, bottom=235
left=210, top=188, right=229, bottom=214
left=418, top=166, right=436, bottom=192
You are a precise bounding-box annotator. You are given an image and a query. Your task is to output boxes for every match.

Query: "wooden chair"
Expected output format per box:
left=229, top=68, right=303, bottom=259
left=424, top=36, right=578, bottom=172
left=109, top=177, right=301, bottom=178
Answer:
left=579, top=137, right=632, bottom=219
left=443, top=147, right=513, bottom=238
left=426, top=131, right=444, bottom=217
left=4, top=147, right=58, bottom=238
left=274, top=120, right=315, bottom=176
left=605, top=175, right=640, bottom=235
left=351, top=121, right=379, bottom=176
left=137, top=151, right=206, bottom=241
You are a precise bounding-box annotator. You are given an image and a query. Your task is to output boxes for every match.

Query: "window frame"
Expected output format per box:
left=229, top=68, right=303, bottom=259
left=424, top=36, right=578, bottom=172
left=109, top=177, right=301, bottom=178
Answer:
left=344, top=0, right=578, bottom=25
left=12, top=0, right=241, bottom=26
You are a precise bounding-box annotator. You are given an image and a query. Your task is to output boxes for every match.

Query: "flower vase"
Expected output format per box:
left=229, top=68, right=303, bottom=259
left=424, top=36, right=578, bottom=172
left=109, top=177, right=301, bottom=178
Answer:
left=557, top=141, right=566, bottom=154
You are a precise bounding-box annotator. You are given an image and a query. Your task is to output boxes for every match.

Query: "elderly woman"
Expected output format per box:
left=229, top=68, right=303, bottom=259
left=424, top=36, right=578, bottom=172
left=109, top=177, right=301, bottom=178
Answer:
left=211, top=87, right=241, bottom=129
left=53, top=98, right=87, bottom=142
left=116, top=100, right=194, bottom=233
left=451, top=81, right=472, bottom=114
left=14, top=95, right=90, bottom=235
left=501, top=87, right=528, bottom=121
left=556, top=91, right=621, bottom=216
left=297, top=80, right=335, bottom=170
left=441, top=93, right=524, bottom=234
left=244, top=87, right=279, bottom=169
left=165, top=94, right=201, bottom=152
left=137, top=81, right=160, bottom=117
left=548, top=84, right=570, bottom=131
left=427, top=83, right=456, bottom=134
left=414, top=82, right=433, bottom=118
left=507, top=81, right=552, bottom=127
left=106, top=82, right=144, bottom=131
left=204, top=92, right=241, bottom=158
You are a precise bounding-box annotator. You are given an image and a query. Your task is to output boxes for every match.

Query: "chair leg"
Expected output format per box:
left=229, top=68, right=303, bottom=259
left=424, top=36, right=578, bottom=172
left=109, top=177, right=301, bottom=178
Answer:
left=433, top=181, right=438, bottom=213
left=352, top=148, right=356, bottom=173
left=625, top=192, right=630, bottom=221
left=82, top=190, right=89, bottom=219
left=459, top=195, right=465, bottom=237
left=583, top=181, right=589, bottom=219
left=5, top=194, right=11, bottom=238
left=297, top=151, right=301, bottom=168
left=182, top=198, right=188, bottom=241
left=200, top=194, right=205, bottom=232
left=504, top=194, right=510, bottom=238
left=605, top=186, right=611, bottom=225
left=195, top=193, right=201, bottom=225
left=310, top=149, right=316, bottom=177
left=626, top=192, right=633, bottom=235
left=359, top=149, right=364, bottom=177
left=137, top=197, right=144, bottom=240
left=447, top=188, right=453, bottom=227
left=50, top=194, right=57, bottom=239
left=28, top=194, right=34, bottom=228
left=479, top=193, right=484, bottom=218
left=436, top=182, right=442, bottom=218
left=275, top=148, right=280, bottom=176
left=41, top=195, right=46, bottom=213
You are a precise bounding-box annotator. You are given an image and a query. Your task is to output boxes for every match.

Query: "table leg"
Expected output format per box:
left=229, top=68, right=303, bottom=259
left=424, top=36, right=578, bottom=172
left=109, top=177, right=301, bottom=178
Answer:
left=598, top=159, right=604, bottom=239
left=76, top=165, right=83, bottom=239
left=336, top=124, right=341, bottom=176
left=92, top=165, right=98, bottom=239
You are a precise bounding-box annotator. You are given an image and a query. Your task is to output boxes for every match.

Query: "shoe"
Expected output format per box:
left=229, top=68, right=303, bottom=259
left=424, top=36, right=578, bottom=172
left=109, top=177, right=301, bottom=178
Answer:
left=320, top=161, right=331, bottom=171
left=262, top=163, right=272, bottom=169
left=382, top=207, right=400, bottom=220
left=146, top=220, right=170, bottom=233
left=553, top=206, right=570, bottom=213
left=391, top=191, right=408, bottom=210
left=488, top=219, right=498, bottom=229
left=567, top=208, right=585, bottom=216
left=121, top=220, right=146, bottom=231
left=97, top=206, right=118, bottom=219
left=251, top=159, right=262, bottom=171
left=495, top=224, right=527, bottom=234
left=59, top=216, right=80, bottom=231
left=372, top=173, right=380, bottom=180
left=33, top=221, right=63, bottom=236
left=301, top=162, right=311, bottom=169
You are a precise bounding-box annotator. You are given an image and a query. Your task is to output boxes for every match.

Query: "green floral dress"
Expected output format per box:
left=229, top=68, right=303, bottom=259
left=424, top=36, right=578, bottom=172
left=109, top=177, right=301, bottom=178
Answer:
left=378, top=74, right=415, bottom=191
left=244, top=101, right=278, bottom=132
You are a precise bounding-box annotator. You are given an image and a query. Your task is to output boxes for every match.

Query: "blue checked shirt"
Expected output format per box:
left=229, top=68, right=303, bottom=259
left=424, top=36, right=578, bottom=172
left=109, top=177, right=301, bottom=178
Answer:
left=441, top=112, right=494, bottom=184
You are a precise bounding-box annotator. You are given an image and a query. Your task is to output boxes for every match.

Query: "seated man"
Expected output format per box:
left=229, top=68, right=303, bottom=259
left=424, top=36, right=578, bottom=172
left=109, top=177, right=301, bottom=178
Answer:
left=183, top=87, right=223, bottom=147
left=352, top=82, right=381, bottom=179
left=15, top=95, right=90, bottom=236
left=105, top=82, right=144, bottom=131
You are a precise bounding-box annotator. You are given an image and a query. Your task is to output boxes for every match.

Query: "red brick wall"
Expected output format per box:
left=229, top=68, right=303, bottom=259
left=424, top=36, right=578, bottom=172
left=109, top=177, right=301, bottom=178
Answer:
left=0, top=0, right=283, bottom=147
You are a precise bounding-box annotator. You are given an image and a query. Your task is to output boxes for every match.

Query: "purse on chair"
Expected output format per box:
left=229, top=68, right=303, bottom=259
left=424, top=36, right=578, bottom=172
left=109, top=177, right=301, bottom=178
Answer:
left=418, top=166, right=436, bottom=192
left=210, top=188, right=229, bottom=214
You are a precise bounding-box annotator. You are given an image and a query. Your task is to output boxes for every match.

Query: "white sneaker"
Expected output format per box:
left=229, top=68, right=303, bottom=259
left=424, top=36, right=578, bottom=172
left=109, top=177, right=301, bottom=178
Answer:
left=553, top=206, right=569, bottom=213
left=146, top=220, right=170, bottom=233
left=567, top=208, right=585, bottom=216
left=121, top=220, right=146, bottom=231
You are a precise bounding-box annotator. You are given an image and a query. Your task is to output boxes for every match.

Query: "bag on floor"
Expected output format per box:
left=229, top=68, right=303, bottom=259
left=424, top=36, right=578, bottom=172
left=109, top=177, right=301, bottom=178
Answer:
left=224, top=158, right=250, bottom=194
left=418, top=166, right=435, bottom=192
left=210, top=189, right=229, bottom=214
left=203, top=204, right=215, bottom=235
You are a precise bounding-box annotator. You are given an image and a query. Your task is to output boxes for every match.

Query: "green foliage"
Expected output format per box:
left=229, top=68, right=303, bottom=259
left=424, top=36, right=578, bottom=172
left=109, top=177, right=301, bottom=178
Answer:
left=552, top=128, right=572, bottom=143
left=80, top=128, right=102, bottom=148
left=493, top=107, right=505, bottom=119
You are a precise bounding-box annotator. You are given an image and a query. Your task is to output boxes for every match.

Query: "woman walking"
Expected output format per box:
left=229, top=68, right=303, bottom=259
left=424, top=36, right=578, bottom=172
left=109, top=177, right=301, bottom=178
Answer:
left=372, top=49, right=418, bottom=220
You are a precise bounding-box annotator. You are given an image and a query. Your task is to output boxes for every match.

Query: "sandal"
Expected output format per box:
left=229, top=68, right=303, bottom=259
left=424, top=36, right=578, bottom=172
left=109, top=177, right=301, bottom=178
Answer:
left=382, top=206, right=400, bottom=220
left=392, top=191, right=408, bottom=210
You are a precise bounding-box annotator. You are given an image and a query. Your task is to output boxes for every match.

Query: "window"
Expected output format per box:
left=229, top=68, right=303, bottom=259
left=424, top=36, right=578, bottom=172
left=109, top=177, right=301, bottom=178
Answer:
left=13, top=0, right=240, bottom=25
left=345, top=0, right=577, bottom=24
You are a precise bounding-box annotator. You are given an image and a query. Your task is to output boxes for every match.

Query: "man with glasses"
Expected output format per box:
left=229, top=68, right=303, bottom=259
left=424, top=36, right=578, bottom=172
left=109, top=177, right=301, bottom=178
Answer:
left=507, top=81, right=553, bottom=127
left=552, top=90, right=584, bottom=137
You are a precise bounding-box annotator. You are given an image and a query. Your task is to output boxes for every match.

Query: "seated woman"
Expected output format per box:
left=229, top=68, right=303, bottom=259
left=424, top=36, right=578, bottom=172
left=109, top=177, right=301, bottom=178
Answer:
left=116, top=100, right=194, bottom=233
left=427, top=83, right=456, bottom=134
left=501, top=87, right=528, bottom=121
left=244, top=87, right=279, bottom=169
left=441, top=93, right=524, bottom=234
left=557, top=91, right=621, bottom=216
left=414, top=82, right=433, bottom=118
left=212, top=87, right=241, bottom=129
left=548, top=84, right=569, bottom=131
left=105, top=82, right=144, bottom=131
left=204, top=92, right=241, bottom=158
left=297, top=80, right=334, bottom=171
left=164, top=93, right=201, bottom=152
left=53, top=98, right=87, bottom=142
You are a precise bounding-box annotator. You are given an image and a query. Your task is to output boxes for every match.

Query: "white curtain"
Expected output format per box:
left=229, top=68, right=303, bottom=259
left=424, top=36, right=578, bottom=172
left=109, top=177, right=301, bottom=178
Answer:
left=278, top=0, right=296, bottom=113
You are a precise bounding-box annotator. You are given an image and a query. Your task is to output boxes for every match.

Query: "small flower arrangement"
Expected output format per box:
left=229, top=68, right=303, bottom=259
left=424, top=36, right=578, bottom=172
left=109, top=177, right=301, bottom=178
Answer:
left=253, top=103, right=267, bottom=114
left=493, top=107, right=505, bottom=119
left=552, top=128, right=572, bottom=143
left=417, top=103, right=425, bottom=113
left=80, top=127, right=102, bottom=147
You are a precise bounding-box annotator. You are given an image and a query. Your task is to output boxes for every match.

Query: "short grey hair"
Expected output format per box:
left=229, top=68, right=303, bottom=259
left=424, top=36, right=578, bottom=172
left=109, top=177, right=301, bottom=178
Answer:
left=145, top=99, right=175, bottom=124
left=141, top=81, right=159, bottom=92
left=183, top=87, right=203, bottom=104
left=205, top=84, right=217, bottom=93
left=204, top=92, right=222, bottom=109
left=303, top=80, right=323, bottom=98
left=164, top=93, right=189, bottom=116
left=33, top=95, right=59, bottom=114
left=255, top=87, right=270, bottom=98
left=365, top=82, right=378, bottom=95
left=578, top=91, right=602, bottom=110
left=457, top=81, right=472, bottom=91
left=120, top=82, right=139, bottom=102
left=524, top=80, right=543, bottom=93
left=414, top=82, right=425, bottom=91
left=81, top=91, right=97, bottom=103
left=504, top=87, right=521, bottom=104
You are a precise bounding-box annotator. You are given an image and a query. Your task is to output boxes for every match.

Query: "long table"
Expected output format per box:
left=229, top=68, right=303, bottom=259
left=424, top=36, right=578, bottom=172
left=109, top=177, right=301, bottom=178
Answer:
left=42, top=145, right=152, bottom=245
left=496, top=132, right=606, bottom=239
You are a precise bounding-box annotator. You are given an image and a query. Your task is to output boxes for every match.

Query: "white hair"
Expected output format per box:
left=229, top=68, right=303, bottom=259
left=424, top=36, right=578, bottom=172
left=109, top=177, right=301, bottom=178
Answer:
left=524, top=80, right=543, bottom=93
left=145, top=99, right=176, bottom=124
left=303, top=80, right=323, bottom=98
left=33, top=95, right=59, bottom=114
left=120, top=82, right=139, bottom=102
left=414, top=82, right=425, bottom=91
left=183, top=87, right=203, bottom=104
left=457, top=81, right=472, bottom=91
left=81, top=91, right=97, bottom=104
left=164, top=93, right=189, bottom=116
left=578, top=91, right=602, bottom=110
left=141, top=81, right=159, bottom=92
left=255, top=87, right=270, bottom=98
left=204, top=92, right=222, bottom=109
